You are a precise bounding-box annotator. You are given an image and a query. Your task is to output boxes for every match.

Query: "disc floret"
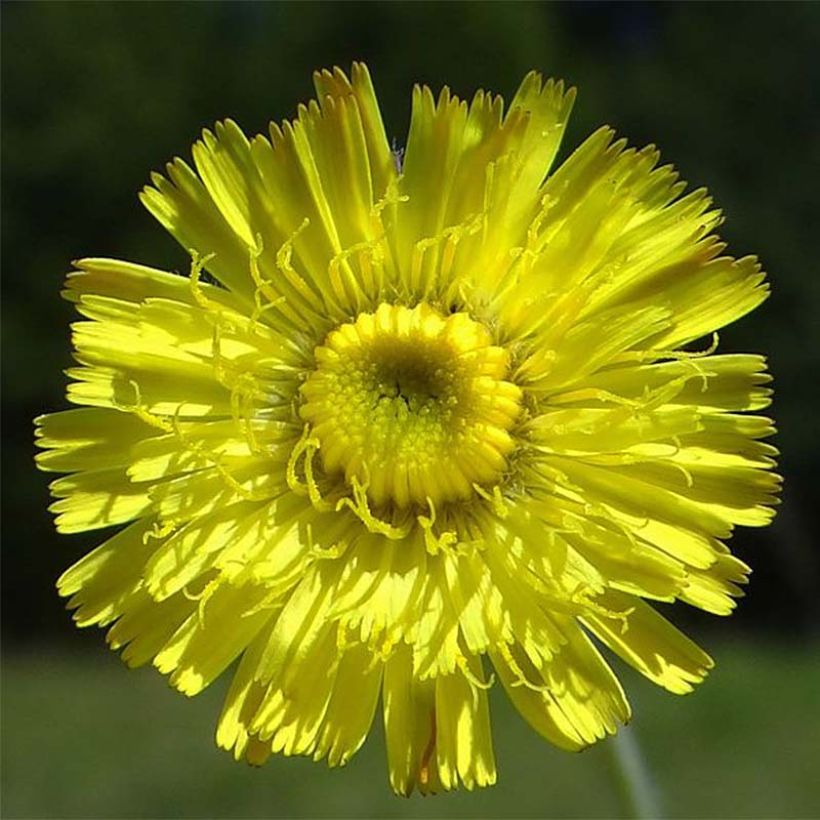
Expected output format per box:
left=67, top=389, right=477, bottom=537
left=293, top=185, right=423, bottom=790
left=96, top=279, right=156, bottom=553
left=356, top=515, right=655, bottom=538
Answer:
left=300, top=303, right=522, bottom=509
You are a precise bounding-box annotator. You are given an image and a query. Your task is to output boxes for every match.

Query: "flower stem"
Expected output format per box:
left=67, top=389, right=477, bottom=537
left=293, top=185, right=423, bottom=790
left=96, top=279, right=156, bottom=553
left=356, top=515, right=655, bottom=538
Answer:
left=606, top=725, right=662, bottom=819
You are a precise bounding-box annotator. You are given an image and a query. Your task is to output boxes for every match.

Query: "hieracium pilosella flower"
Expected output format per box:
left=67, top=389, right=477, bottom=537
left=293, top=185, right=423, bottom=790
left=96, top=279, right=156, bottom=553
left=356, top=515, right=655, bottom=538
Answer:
left=36, top=64, right=779, bottom=794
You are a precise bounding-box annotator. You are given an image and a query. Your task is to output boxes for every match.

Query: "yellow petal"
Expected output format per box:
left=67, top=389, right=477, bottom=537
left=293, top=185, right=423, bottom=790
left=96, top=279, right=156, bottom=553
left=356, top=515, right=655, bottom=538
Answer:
left=35, top=408, right=157, bottom=473
left=48, top=467, right=153, bottom=534
left=58, top=518, right=157, bottom=624
left=382, top=644, right=440, bottom=796
left=581, top=591, right=713, bottom=694
left=312, top=641, right=383, bottom=766
left=434, top=655, right=496, bottom=790
left=154, top=580, right=276, bottom=696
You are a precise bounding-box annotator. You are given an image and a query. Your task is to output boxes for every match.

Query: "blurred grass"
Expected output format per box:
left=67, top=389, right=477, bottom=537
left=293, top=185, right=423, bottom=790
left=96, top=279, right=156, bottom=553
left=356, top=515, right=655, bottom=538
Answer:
left=2, top=641, right=818, bottom=818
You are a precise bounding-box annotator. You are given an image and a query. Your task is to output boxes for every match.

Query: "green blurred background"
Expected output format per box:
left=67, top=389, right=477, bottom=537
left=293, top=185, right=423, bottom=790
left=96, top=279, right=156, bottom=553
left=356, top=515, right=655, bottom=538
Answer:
left=2, top=2, right=819, bottom=818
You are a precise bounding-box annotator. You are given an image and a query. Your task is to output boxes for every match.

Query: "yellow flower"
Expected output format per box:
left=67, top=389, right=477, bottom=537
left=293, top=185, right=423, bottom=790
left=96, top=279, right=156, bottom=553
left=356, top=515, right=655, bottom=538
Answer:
left=36, top=63, right=779, bottom=795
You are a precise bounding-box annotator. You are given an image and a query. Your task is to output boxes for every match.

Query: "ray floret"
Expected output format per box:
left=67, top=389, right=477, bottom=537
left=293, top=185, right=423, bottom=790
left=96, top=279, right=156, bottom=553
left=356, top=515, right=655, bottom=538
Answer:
left=36, top=62, right=778, bottom=795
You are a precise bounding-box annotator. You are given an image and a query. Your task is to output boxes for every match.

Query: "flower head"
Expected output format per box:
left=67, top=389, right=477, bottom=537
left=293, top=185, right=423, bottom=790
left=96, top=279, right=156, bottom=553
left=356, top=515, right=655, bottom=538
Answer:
left=36, top=64, right=779, bottom=794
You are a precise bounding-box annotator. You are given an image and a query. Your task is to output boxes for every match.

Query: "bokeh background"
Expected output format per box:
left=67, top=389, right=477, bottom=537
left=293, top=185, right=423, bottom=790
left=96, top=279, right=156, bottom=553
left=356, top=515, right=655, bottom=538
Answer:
left=2, top=2, right=819, bottom=818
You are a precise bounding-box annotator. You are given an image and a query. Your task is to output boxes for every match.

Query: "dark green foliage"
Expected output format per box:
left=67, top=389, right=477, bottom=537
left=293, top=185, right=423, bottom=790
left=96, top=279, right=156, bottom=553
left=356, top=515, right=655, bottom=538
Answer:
left=2, top=643, right=818, bottom=817
left=2, top=2, right=818, bottom=641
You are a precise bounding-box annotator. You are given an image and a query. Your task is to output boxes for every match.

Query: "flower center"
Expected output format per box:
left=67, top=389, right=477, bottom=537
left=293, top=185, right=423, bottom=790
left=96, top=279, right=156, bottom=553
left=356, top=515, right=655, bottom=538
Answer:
left=300, top=303, right=522, bottom=509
